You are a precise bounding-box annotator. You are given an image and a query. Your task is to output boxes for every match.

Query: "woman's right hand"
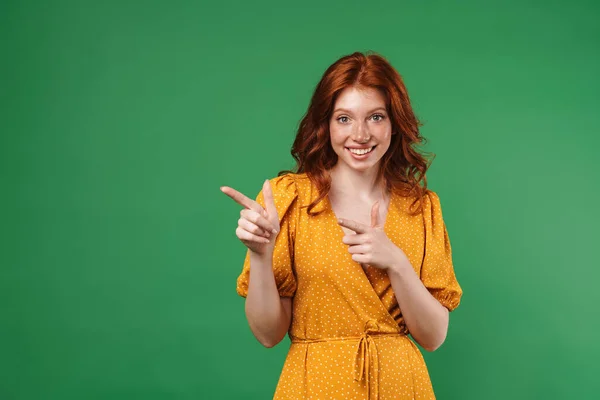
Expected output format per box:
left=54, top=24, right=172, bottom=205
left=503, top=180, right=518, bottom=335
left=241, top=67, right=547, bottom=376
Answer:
left=220, top=180, right=280, bottom=256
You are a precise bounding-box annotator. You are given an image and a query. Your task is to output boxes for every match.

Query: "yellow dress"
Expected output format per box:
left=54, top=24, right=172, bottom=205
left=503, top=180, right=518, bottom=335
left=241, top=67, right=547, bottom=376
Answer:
left=237, top=173, right=462, bottom=400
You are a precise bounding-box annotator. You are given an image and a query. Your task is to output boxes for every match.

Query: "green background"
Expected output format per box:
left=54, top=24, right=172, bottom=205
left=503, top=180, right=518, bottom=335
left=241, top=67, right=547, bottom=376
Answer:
left=2, top=0, right=599, bottom=399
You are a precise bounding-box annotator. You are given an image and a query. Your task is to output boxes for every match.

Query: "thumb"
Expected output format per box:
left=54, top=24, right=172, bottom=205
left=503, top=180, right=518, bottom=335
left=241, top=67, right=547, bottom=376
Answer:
left=263, top=180, right=279, bottom=228
left=370, top=201, right=381, bottom=228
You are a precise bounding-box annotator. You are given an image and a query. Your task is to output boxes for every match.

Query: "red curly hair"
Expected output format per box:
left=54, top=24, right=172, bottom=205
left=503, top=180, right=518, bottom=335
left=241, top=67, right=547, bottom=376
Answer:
left=281, top=51, right=434, bottom=216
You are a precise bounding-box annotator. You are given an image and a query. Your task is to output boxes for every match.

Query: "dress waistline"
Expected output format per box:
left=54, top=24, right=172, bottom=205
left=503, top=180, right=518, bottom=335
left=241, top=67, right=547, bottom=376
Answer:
left=290, top=321, right=406, bottom=400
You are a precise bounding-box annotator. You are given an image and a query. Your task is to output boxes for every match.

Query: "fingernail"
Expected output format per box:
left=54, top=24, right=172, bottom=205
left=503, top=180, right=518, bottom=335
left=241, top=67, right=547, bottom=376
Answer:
left=272, top=229, right=278, bottom=234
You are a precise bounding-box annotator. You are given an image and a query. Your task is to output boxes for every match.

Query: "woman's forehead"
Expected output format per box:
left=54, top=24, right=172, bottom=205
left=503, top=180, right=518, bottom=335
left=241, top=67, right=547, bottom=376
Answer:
left=334, top=86, right=387, bottom=112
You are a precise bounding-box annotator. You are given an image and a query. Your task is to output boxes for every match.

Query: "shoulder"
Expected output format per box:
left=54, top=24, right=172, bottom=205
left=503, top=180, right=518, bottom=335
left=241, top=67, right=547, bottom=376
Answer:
left=420, top=189, right=448, bottom=224
left=390, top=187, right=442, bottom=216
left=268, top=173, right=300, bottom=196
left=261, top=173, right=311, bottom=215
left=270, top=173, right=332, bottom=214
left=268, top=172, right=312, bottom=201
left=423, top=189, right=441, bottom=208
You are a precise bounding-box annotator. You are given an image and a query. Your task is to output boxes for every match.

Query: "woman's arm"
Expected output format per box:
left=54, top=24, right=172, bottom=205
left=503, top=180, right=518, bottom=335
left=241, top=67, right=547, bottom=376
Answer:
left=221, top=180, right=293, bottom=348
left=387, top=252, right=449, bottom=352
left=245, top=251, right=292, bottom=348
left=337, top=204, right=451, bottom=352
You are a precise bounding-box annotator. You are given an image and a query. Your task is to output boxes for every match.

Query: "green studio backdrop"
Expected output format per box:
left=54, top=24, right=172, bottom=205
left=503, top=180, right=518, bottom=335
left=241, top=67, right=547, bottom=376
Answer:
left=2, top=0, right=599, bottom=399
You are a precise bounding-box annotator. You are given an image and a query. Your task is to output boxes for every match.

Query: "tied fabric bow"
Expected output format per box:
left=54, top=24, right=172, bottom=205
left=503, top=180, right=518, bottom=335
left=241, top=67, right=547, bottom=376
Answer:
left=354, top=320, right=381, bottom=400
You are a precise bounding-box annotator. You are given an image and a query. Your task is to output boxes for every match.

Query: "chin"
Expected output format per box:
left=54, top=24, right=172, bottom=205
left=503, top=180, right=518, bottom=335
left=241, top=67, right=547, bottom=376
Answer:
left=341, top=156, right=381, bottom=173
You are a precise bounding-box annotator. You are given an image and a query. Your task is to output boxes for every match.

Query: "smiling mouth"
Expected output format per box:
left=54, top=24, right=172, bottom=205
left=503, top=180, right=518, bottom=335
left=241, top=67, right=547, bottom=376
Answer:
left=346, top=146, right=375, bottom=155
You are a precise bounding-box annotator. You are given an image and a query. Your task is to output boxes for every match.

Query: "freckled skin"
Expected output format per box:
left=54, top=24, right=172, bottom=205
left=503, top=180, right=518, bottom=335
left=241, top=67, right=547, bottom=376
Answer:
left=329, top=86, right=393, bottom=174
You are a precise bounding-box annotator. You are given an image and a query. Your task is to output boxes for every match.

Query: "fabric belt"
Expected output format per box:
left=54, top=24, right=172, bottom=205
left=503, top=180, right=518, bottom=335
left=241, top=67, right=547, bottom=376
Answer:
left=290, top=320, right=406, bottom=400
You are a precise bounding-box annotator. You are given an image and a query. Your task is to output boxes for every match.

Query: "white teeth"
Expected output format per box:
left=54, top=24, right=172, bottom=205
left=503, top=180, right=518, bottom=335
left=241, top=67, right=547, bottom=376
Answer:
left=348, top=147, right=374, bottom=155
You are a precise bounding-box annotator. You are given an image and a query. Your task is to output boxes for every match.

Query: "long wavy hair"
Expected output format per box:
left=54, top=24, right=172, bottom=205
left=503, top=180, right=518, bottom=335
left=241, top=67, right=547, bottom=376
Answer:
left=280, top=51, right=434, bottom=216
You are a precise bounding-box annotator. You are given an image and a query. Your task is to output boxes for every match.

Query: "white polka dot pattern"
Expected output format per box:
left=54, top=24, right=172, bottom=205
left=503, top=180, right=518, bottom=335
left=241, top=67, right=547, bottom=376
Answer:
left=236, top=173, right=462, bottom=399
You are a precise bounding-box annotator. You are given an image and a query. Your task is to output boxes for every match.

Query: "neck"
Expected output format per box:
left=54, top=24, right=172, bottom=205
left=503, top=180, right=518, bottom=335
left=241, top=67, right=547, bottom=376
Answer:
left=328, top=163, right=386, bottom=201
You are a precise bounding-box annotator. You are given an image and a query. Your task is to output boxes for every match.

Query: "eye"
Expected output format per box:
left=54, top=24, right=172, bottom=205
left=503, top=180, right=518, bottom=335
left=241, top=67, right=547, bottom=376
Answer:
left=337, top=116, right=350, bottom=124
left=371, top=113, right=385, bottom=122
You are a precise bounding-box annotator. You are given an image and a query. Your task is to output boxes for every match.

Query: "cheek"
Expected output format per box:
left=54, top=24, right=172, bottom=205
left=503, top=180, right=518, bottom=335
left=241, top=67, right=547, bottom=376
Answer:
left=329, top=125, right=347, bottom=145
left=374, top=126, right=392, bottom=142
left=374, top=128, right=393, bottom=154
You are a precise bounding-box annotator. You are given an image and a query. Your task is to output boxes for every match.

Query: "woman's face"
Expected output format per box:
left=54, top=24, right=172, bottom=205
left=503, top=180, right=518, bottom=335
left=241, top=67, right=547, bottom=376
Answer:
left=329, top=86, right=393, bottom=174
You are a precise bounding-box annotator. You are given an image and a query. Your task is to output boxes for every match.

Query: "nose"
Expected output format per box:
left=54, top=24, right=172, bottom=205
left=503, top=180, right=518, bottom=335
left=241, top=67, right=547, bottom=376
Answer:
left=352, top=122, right=371, bottom=144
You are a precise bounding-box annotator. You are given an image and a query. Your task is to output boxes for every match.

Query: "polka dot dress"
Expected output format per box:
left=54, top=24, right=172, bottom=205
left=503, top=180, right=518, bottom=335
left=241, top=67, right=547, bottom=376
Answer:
left=237, top=173, right=462, bottom=399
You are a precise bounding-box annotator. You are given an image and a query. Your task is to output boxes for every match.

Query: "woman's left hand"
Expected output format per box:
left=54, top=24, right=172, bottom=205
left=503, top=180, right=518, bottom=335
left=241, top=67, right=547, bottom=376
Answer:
left=337, top=202, right=408, bottom=271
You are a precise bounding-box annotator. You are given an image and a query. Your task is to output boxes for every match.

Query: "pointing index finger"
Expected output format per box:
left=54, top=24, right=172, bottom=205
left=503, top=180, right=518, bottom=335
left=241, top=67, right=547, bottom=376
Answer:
left=337, top=218, right=368, bottom=234
left=220, top=186, right=263, bottom=213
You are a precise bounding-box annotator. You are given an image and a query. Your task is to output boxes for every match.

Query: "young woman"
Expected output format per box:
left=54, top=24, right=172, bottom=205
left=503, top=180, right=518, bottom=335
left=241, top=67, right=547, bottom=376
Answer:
left=221, top=51, right=462, bottom=399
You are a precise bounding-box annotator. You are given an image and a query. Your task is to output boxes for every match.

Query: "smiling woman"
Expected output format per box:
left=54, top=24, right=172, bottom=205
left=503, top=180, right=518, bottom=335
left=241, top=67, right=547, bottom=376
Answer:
left=221, top=51, right=462, bottom=399
left=329, top=87, right=393, bottom=173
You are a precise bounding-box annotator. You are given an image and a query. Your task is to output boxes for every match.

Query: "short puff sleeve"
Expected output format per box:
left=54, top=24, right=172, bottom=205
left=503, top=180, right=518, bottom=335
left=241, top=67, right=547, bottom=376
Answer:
left=420, top=191, right=463, bottom=311
left=236, top=174, right=299, bottom=298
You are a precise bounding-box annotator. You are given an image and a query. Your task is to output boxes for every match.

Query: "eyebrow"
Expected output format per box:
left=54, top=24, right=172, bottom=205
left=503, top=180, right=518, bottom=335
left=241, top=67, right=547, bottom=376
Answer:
left=332, top=107, right=387, bottom=114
